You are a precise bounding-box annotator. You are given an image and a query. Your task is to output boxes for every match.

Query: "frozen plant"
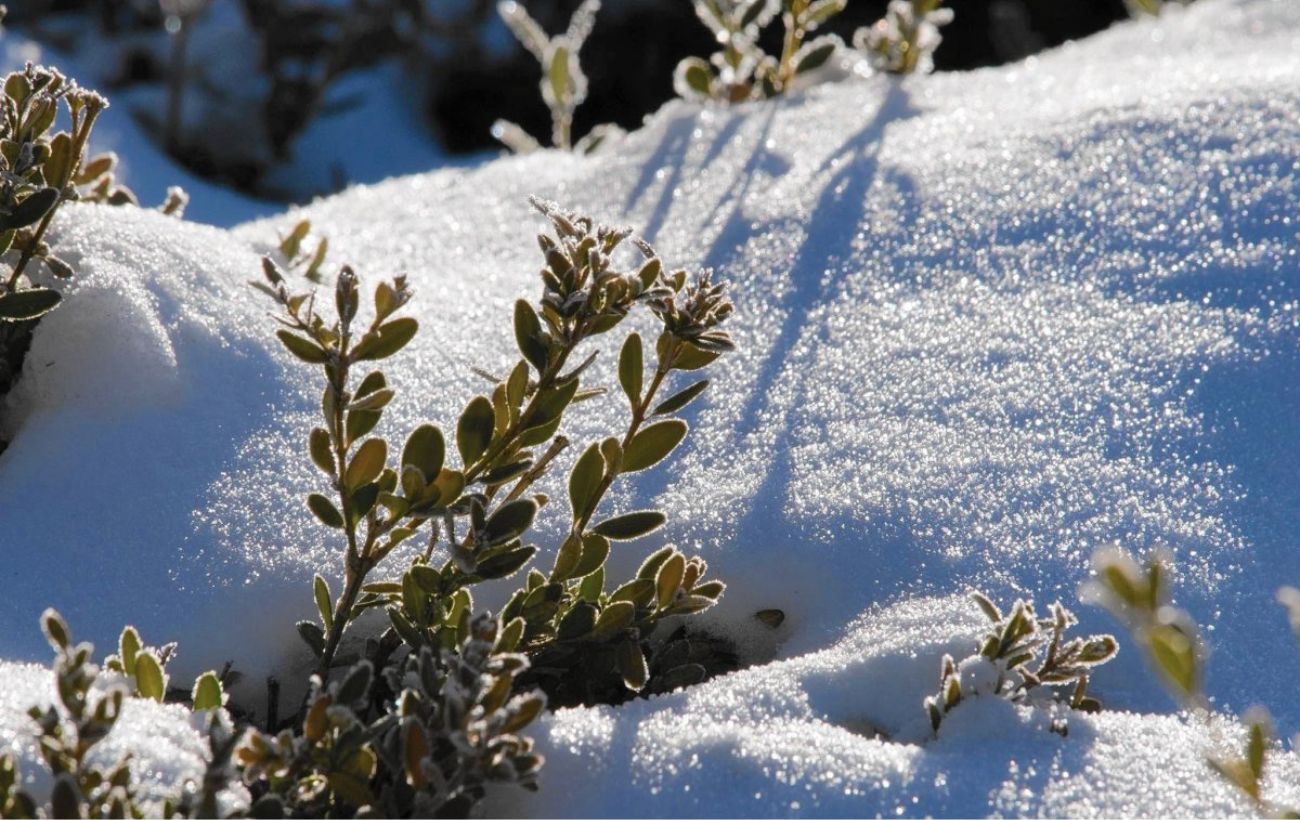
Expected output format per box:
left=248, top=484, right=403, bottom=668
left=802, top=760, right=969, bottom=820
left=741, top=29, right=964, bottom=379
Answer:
left=1086, top=548, right=1292, bottom=815
left=0, top=64, right=109, bottom=325
left=853, top=0, right=953, bottom=76
left=234, top=614, right=544, bottom=816
left=0, top=39, right=184, bottom=406
left=258, top=197, right=735, bottom=712
left=675, top=0, right=845, bottom=103
left=274, top=218, right=330, bottom=284
left=0, top=610, right=225, bottom=818
left=925, top=592, right=1117, bottom=733
left=494, top=0, right=609, bottom=153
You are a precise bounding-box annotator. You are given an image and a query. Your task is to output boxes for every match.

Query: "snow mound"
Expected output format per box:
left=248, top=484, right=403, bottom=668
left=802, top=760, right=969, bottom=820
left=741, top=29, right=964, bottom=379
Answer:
left=1, top=0, right=1299, bottom=814
left=488, top=595, right=1300, bottom=817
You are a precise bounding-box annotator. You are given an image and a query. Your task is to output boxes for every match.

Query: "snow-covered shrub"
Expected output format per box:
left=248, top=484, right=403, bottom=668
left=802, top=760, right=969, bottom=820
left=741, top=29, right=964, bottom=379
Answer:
left=924, top=592, right=1117, bottom=733
left=236, top=614, right=544, bottom=817
left=673, top=0, right=845, bottom=103
left=493, top=0, right=614, bottom=153
left=258, top=197, right=734, bottom=705
left=0, top=60, right=106, bottom=389
left=0, top=19, right=185, bottom=407
left=853, top=0, right=952, bottom=76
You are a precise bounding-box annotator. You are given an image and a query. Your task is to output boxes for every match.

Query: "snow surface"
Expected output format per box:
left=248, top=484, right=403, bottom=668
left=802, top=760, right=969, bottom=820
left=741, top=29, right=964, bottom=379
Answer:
left=3, top=0, right=1300, bottom=814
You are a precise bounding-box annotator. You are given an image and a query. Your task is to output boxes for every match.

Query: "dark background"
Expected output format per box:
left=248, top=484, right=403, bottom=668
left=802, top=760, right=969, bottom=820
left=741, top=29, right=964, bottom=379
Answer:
left=11, top=0, right=1138, bottom=196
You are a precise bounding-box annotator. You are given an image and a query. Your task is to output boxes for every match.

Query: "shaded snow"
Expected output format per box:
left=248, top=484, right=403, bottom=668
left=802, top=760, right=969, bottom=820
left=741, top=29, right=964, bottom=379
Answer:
left=2, top=0, right=1300, bottom=814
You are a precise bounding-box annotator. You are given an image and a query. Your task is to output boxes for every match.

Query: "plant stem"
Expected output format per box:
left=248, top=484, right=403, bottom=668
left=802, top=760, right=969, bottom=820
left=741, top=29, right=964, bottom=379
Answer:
left=573, top=338, right=679, bottom=535
left=318, top=563, right=368, bottom=677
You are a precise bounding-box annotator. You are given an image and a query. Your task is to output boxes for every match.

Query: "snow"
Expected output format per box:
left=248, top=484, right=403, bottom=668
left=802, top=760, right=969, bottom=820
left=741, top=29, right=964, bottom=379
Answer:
left=0, top=659, right=247, bottom=814
left=3, top=0, right=1300, bottom=814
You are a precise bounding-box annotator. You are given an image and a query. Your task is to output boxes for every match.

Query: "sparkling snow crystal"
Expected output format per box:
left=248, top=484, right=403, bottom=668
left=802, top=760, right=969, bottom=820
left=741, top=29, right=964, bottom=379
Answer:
left=2, top=0, right=1300, bottom=814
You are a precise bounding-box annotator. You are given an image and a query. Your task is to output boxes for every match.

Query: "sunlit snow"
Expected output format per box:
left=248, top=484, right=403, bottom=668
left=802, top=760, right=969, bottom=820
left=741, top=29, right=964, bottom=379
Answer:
left=2, top=0, right=1299, bottom=814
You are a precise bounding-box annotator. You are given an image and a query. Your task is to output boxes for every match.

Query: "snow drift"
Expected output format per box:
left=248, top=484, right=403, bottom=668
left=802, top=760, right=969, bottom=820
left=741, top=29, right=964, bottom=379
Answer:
left=3, top=0, right=1300, bottom=813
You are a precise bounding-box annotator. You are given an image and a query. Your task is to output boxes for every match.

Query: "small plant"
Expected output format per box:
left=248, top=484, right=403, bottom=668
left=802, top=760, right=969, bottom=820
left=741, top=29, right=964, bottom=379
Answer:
left=925, top=591, right=1117, bottom=733
left=234, top=614, right=543, bottom=816
left=853, top=0, right=952, bottom=76
left=1086, top=548, right=1291, bottom=815
left=0, top=610, right=147, bottom=818
left=0, top=33, right=185, bottom=409
left=0, top=611, right=231, bottom=818
left=0, top=64, right=109, bottom=324
left=674, top=0, right=845, bottom=103
left=258, top=197, right=735, bottom=715
left=494, top=0, right=608, bottom=153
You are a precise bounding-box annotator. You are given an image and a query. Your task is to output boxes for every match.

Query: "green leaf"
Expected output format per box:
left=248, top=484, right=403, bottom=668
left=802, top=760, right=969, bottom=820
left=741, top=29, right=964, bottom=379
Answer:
left=349, top=483, right=380, bottom=523
left=475, top=546, right=536, bottom=580
left=501, top=694, right=545, bottom=734
left=970, top=591, right=1001, bottom=623
left=49, top=775, right=80, bottom=820
left=41, top=608, right=70, bottom=651
left=656, top=553, right=686, bottom=609
left=119, top=626, right=141, bottom=672
left=1, top=186, right=58, bottom=231
left=496, top=617, right=527, bottom=652
left=401, top=424, right=445, bottom=481
left=457, top=396, right=495, bottom=466
left=557, top=601, right=597, bottom=640
left=794, top=37, right=838, bottom=74
left=594, top=511, right=666, bottom=540
left=336, top=662, right=372, bottom=705
left=0, top=288, right=61, bottom=321
left=482, top=459, right=532, bottom=485
left=345, top=438, right=387, bottom=489
left=637, top=546, right=675, bottom=580
left=591, top=599, right=634, bottom=640
left=514, top=300, right=548, bottom=372
left=619, top=333, right=643, bottom=407
left=1148, top=624, right=1198, bottom=698
left=571, top=533, right=611, bottom=578
left=276, top=330, right=327, bottom=363
left=579, top=566, right=605, bottom=602
left=135, top=653, right=166, bottom=702
left=568, top=443, right=606, bottom=519
left=652, top=380, right=709, bottom=416
left=617, top=639, right=649, bottom=691
left=353, top=317, right=418, bottom=361
left=530, top=376, right=579, bottom=428
left=346, top=409, right=381, bottom=444
left=482, top=499, right=538, bottom=545
left=309, top=428, right=334, bottom=474
left=43, top=132, right=73, bottom=189
left=610, top=578, right=655, bottom=608
left=675, top=57, right=713, bottom=98
left=672, top=342, right=720, bottom=371
left=549, top=45, right=572, bottom=103
left=550, top=533, right=584, bottom=582
left=507, top=360, right=530, bottom=407
left=621, top=420, right=687, bottom=472
left=192, top=672, right=224, bottom=711
left=314, top=574, right=333, bottom=631
left=307, top=493, right=345, bottom=529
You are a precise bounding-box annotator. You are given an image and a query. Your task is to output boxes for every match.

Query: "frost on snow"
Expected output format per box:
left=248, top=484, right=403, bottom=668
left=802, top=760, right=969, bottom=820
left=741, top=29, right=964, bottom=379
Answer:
left=2, top=0, right=1300, bottom=815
